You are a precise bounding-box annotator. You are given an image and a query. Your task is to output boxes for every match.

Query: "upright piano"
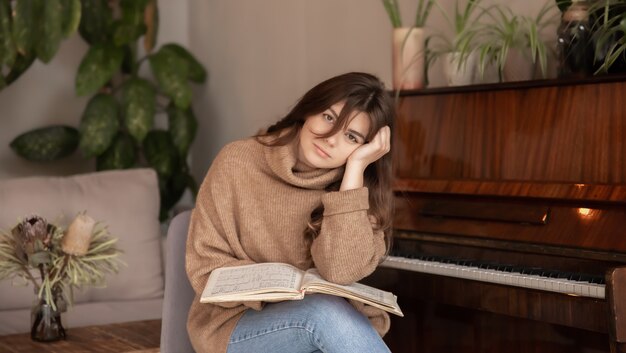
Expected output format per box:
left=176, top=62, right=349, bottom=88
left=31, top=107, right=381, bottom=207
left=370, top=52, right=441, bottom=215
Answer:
left=365, top=77, right=626, bottom=353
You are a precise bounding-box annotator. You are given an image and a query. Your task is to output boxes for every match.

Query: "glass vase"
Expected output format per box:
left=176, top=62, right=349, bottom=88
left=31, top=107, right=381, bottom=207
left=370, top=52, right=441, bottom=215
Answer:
left=30, top=298, right=66, bottom=342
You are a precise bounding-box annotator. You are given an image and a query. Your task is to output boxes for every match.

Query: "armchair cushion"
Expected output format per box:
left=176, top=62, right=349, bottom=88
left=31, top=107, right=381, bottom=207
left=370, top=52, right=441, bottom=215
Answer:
left=160, top=210, right=195, bottom=353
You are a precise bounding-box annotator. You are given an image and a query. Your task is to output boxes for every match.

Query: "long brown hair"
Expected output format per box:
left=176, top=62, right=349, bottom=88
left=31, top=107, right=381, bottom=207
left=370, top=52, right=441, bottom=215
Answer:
left=257, top=72, right=395, bottom=254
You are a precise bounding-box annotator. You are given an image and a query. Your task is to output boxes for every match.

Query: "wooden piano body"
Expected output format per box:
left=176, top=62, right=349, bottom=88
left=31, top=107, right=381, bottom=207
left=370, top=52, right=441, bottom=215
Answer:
left=364, top=77, right=626, bottom=353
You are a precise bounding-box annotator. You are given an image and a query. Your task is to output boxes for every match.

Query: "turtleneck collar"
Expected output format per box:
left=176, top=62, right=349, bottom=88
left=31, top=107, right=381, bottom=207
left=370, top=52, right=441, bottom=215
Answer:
left=261, top=134, right=344, bottom=190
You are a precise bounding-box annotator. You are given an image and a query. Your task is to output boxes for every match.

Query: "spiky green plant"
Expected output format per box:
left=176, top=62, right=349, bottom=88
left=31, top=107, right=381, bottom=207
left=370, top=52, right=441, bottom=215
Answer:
left=591, top=0, right=626, bottom=73
left=426, top=0, right=494, bottom=72
left=381, top=0, right=436, bottom=28
left=381, top=0, right=402, bottom=28
left=415, top=0, right=436, bottom=27
left=471, top=1, right=559, bottom=81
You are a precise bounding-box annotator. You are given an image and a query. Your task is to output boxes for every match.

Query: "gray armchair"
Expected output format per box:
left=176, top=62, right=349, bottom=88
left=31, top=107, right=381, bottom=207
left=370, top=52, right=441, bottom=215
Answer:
left=160, top=210, right=195, bottom=353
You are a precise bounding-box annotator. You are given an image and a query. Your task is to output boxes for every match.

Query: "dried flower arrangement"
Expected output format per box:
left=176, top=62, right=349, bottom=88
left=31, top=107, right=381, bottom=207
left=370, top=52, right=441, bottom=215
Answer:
left=0, top=213, right=122, bottom=340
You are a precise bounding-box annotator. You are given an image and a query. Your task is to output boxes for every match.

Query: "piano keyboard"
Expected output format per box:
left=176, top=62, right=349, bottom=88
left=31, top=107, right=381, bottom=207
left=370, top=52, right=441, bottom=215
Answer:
left=381, top=255, right=606, bottom=299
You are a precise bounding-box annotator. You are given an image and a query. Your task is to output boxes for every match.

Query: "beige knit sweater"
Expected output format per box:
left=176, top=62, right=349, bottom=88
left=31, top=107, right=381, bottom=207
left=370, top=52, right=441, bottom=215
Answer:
left=185, top=137, right=390, bottom=353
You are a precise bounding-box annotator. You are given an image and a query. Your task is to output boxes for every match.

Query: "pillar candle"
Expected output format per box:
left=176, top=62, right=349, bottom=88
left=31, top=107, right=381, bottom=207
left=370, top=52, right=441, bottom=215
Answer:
left=61, top=214, right=95, bottom=256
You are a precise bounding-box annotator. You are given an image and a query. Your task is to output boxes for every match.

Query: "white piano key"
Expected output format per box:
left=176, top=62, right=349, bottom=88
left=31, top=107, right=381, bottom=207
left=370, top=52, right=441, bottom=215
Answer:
left=380, top=256, right=605, bottom=299
left=573, top=283, right=584, bottom=296
left=597, top=285, right=605, bottom=299
left=564, top=282, right=575, bottom=295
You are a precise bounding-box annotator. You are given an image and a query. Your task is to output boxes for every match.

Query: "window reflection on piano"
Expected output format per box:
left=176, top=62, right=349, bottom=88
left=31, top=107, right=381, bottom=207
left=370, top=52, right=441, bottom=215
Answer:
left=577, top=208, right=594, bottom=218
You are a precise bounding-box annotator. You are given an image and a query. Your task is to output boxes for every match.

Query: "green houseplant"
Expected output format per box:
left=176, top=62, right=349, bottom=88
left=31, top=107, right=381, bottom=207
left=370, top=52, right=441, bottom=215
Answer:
left=0, top=0, right=81, bottom=90
left=426, top=0, right=493, bottom=85
left=9, top=0, right=206, bottom=220
left=471, top=1, right=559, bottom=82
left=591, top=0, right=626, bottom=73
left=382, top=0, right=435, bottom=28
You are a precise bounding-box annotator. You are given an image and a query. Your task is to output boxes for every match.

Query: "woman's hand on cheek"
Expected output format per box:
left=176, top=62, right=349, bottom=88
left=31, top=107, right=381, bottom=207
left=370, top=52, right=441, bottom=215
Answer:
left=340, top=126, right=390, bottom=191
left=347, top=126, right=391, bottom=169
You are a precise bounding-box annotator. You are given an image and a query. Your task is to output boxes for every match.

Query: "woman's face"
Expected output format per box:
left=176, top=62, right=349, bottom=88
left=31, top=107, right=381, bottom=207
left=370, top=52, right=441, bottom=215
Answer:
left=297, top=101, right=371, bottom=169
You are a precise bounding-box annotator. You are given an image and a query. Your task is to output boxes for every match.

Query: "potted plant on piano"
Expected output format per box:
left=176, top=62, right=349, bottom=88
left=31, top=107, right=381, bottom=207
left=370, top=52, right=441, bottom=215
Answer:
left=426, top=0, right=493, bottom=86
left=471, top=1, right=560, bottom=82
left=381, top=0, right=436, bottom=90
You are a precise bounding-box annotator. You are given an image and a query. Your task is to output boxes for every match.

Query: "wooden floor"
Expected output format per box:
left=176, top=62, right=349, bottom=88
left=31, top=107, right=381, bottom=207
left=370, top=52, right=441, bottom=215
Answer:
left=0, top=319, right=161, bottom=353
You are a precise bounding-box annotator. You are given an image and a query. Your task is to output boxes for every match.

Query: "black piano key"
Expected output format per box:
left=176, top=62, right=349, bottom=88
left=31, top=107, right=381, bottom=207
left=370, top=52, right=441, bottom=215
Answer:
left=557, top=272, right=574, bottom=279
left=521, top=268, right=535, bottom=275
left=589, top=276, right=605, bottom=284
left=539, top=270, right=555, bottom=277
left=501, top=266, right=515, bottom=272
left=495, top=265, right=508, bottom=271
left=545, top=271, right=561, bottom=278
left=527, top=268, right=543, bottom=275
left=569, top=273, right=582, bottom=281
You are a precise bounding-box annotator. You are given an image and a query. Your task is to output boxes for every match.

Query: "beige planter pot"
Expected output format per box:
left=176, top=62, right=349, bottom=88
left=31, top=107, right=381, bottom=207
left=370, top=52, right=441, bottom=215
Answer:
left=392, top=27, right=425, bottom=90
left=503, top=48, right=536, bottom=82
left=443, top=51, right=478, bottom=86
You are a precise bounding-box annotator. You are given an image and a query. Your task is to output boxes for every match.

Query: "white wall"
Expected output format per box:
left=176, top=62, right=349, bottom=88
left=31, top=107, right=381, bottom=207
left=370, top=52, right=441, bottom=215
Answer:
left=187, top=0, right=558, bottom=181
left=0, top=0, right=558, bottom=183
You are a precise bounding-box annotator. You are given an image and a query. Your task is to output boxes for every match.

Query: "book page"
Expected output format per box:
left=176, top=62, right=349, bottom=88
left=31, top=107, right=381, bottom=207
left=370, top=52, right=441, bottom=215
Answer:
left=201, top=263, right=304, bottom=302
left=301, top=269, right=403, bottom=316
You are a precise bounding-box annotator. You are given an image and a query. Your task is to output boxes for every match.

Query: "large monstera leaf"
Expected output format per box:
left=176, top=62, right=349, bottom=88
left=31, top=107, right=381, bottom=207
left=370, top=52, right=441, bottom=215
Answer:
left=10, top=125, right=79, bottom=161
left=161, top=43, right=207, bottom=83
left=143, top=130, right=179, bottom=178
left=96, top=133, right=137, bottom=171
left=78, top=0, right=112, bottom=45
left=75, top=43, right=123, bottom=96
left=2, top=0, right=80, bottom=88
left=0, top=0, right=16, bottom=67
left=36, top=0, right=64, bottom=63
left=60, top=0, right=81, bottom=38
left=12, top=0, right=41, bottom=56
left=167, top=103, right=197, bottom=157
left=112, top=0, right=148, bottom=46
left=149, top=46, right=191, bottom=109
left=78, top=94, right=119, bottom=157
left=5, top=53, right=36, bottom=85
left=120, top=78, right=156, bottom=144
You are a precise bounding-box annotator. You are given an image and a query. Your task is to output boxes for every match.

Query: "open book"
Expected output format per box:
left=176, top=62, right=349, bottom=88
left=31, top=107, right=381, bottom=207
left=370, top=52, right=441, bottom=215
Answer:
left=200, top=262, right=403, bottom=317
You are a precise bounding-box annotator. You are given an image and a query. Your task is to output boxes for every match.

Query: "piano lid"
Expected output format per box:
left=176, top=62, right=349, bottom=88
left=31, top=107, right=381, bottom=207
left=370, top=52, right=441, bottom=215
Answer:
left=393, top=77, right=626, bottom=203
left=392, top=78, right=626, bottom=254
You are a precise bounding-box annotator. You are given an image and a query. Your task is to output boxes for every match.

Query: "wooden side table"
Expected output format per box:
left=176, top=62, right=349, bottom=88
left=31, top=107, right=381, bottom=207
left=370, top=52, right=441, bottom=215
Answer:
left=0, top=319, right=161, bottom=353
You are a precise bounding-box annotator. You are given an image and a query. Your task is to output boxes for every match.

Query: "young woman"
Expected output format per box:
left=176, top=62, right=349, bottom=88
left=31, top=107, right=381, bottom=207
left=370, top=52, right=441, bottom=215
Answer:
left=186, top=72, right=395, bottom=353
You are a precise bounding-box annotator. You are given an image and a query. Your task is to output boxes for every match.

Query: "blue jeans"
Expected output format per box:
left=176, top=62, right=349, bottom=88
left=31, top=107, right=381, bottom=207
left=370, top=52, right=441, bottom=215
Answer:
left=226, top=294, right=391, bottom=353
